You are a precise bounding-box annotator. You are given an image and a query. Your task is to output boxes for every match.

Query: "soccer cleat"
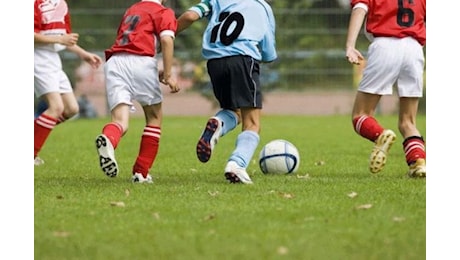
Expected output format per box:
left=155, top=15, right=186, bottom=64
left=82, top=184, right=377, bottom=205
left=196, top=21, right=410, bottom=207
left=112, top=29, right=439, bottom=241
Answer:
left=407, top=158, right=426, bottom=178
left=95, top=134, right=119, bottom=177
left=34, top=157, right=45, bottom=166
left=196, top=117, right=222, bottom=163
left=224, top=161, right=253, bottom=184
left=132, top=173, right=153, bottom=183
left=369, top=129, right=396, bottom=173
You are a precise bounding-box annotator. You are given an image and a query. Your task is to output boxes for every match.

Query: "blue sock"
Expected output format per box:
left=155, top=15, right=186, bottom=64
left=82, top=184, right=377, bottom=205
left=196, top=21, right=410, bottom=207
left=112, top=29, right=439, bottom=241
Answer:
left=228, top=130, right=260, bottom=168
left=215, top=109, right=238, bottom=136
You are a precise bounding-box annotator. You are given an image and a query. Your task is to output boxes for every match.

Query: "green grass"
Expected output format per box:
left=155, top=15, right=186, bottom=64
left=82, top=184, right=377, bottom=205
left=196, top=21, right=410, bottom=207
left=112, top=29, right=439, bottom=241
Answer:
left=34, top=115, right=426, bottom=260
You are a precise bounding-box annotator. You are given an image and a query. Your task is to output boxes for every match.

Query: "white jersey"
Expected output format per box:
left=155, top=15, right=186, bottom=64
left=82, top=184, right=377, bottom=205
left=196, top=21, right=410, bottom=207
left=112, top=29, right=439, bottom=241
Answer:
left=34, top=0, right=71, bottom=52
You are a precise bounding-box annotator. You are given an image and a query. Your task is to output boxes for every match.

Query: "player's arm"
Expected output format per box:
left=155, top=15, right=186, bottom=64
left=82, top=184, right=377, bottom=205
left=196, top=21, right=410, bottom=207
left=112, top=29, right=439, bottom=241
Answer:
left=34, top=32, right=79, bottom=46
left=345, top=5, right=367, bottom=65
left=176, top=10, right=201, bottom=34
left=66, top=44, right=102, bottom=69
left=177, top=1, right=211, bottom=34
left=160, top=35, right=180, bottom=93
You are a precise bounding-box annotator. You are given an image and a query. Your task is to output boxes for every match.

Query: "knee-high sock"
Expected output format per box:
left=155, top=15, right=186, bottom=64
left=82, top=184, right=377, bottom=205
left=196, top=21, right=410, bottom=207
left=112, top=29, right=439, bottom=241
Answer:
left=352, top=115, right=384, bottom=142
left=215, top=109, right=238, bottom=136
left=102, top=122, right=123, bottom=149
left=34, top=114, right=58, bottom=158
left=132, top=126, right=161, bottom=177
left=228, top=130, right=260, bottom=168
left=403, top=136, right=426, bottom=165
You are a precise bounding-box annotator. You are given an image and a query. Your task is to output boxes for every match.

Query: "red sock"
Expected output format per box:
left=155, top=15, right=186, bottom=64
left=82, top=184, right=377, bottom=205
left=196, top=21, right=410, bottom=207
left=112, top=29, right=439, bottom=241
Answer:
left=34, top=114, right=58, bottom=158
left=132, top=126, right=161, bottom=177
left=102, top=122, right=123, bottom=149
left=403, top=136, right=426, bottom=165
left=352, top=115, right=384, bottom=142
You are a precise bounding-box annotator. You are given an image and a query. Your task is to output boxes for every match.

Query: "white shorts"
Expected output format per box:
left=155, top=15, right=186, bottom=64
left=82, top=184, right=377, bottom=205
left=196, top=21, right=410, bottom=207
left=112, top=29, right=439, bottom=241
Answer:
left=104, top=53, right=162, bottom=111
left=34, top=49, right=72, bottom=98
left=359, top=37, right=425, bottom=97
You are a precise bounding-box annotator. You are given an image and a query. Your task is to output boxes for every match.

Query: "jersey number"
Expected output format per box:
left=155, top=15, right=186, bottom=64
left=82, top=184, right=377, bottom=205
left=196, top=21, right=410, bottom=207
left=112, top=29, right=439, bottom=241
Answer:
left=210, top=12, right=244, bottom=46
left=397, top=0, right=415, bottom=27
left=119, top=15, right=140, bottom=45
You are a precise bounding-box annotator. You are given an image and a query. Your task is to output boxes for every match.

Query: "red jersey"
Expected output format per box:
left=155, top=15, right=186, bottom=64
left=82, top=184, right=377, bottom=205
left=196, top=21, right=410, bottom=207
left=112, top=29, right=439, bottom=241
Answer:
left=351, top=0, right=426, bottom=46
left=105, top=0, right=177, bottom=61
left=34, top=0, right=71, bottom=34
left=34, top=0, right=72, bottom=52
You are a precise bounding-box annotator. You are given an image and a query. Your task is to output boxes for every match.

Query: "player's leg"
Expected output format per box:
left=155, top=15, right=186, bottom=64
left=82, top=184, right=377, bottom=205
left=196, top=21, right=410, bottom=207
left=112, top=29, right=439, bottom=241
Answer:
left=196, top=58, right=235, bottom=163
left=34, top=52, right=67, bottom=163
left=53, top=70, right=78, bottom=124
left=351, top=37, right=405, bottom=173
left=131, top=103, right=162, bottom=184
left=397, top=37, right=426, bottom=177
left=399, top=97, right=426, bottom=177
left=196, top=109, right=239, bottom=163
left=96, top=54, right=136, bottom=177
left=58, top=91, right=79, bottom=123
left=224, top=107, right=260, bottom=184
left=352, top=91, right=386, bottom=141
left=96, top=103, right=130, bottom=178
left=128, top=54, right=163, bottom=183
left=352, top=91, right=396, bottom=173
left=34, top=92, right=64, bottom=162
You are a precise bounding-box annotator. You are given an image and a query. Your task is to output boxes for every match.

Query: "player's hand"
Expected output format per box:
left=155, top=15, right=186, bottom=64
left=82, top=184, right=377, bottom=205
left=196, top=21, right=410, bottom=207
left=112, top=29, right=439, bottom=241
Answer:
left=82, top=52, right=103, bottom=69
left=159, top=73, right=180, bottom=93
left=346, top=47, right=364, bottom=65
left=60, top=33, right=79, bottom=46
left=164, top=78, right=180, bottom=93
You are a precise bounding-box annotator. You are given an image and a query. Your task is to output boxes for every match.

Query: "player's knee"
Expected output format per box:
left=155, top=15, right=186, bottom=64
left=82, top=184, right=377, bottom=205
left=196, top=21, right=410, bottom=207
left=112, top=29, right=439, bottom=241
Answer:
left=65, top=103, right=80, bottom=118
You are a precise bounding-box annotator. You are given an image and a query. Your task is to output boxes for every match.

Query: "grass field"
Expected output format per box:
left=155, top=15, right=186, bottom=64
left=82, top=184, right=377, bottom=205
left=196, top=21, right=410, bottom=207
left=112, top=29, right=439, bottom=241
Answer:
left=34, top=115, right=426, bottom=260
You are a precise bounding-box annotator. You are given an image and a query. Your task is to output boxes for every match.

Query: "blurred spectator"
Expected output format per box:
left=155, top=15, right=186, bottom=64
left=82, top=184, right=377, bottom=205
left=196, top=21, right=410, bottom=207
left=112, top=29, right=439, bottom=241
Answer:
left=77, top=94, right=98, bottom=118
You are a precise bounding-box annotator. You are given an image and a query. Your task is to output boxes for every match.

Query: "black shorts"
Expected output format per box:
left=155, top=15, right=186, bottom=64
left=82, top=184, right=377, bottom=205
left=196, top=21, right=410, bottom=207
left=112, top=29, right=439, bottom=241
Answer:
left=207, top=55, right=262, bottom=110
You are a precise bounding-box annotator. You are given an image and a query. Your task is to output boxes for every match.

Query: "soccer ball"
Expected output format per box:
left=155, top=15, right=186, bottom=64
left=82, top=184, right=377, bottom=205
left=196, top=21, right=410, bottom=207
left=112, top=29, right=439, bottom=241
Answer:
left=258, top=139, right=300, bottom=174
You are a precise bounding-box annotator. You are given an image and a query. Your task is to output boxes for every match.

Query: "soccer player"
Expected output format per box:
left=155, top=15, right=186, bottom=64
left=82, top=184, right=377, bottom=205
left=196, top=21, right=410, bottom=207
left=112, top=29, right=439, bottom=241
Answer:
left=345, top=0, right=426, bottom=177
left=95, top=0, right=180, bottom=183
left=34, top=0, right=103, bottom=165
left=177, top=0, right=278, bottom=184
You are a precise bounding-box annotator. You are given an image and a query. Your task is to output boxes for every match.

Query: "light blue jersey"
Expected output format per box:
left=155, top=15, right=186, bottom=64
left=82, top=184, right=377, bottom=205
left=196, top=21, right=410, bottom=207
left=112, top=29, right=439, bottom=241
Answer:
left=189, top=0, right=277, bottom=62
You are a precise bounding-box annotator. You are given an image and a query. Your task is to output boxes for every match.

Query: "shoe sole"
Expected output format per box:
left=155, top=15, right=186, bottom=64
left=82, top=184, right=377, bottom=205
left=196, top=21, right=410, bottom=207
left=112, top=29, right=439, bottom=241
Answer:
left=224, top=172, right=253, bottom=184
left=196, top=118, right=219, bottom=163
left=369, top=130, right=396, bottom=173
left=95, top=135, right=118, bottom=177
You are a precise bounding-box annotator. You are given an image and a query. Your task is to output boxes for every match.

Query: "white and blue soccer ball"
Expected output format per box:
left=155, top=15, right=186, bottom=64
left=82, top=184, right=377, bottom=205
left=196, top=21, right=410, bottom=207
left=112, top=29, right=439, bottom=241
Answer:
left=259, top=139, right=300, bottom=174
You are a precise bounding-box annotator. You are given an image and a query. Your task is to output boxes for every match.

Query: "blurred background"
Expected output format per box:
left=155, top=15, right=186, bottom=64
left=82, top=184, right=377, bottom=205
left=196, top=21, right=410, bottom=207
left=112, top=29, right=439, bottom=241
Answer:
left=36, top=0, right=426, bottom=118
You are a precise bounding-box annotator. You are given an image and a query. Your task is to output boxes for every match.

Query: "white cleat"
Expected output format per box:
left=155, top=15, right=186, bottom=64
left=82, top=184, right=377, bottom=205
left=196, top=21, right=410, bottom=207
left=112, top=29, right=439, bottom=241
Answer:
left=132, top=173, right=153, bottom=183
left=224, top=161, right=253, bottom=184
left=95, top=134, right=118, bottom=177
